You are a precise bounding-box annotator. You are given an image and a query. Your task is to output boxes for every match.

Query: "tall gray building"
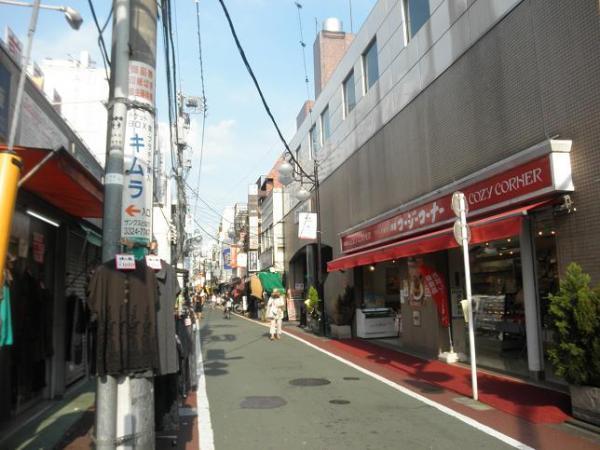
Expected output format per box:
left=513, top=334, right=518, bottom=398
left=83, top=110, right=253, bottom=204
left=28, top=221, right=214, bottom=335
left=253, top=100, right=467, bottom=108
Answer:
left=281, top=0, right=599, bottom=382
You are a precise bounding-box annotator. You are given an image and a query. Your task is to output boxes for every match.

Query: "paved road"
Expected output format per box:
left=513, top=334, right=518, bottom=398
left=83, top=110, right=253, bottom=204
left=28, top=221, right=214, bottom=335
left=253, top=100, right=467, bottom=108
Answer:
left=199, top=310, right=516, bottom=450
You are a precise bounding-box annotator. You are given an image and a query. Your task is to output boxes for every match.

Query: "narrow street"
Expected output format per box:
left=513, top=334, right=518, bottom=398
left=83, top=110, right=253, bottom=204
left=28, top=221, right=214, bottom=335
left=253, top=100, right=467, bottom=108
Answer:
left=199, top=309, right=516, bottom=450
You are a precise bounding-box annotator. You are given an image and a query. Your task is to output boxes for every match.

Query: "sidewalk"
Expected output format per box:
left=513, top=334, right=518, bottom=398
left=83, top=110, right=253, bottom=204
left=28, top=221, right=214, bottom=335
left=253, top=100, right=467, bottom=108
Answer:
left=272, top=319, right=600, bottom=450
left=0, top=379, right=95, bottom=450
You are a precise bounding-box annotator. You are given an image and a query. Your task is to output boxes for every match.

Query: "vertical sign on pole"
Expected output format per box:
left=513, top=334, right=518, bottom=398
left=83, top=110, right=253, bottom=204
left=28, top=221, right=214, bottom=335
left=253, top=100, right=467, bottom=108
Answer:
left=121, top=61, right=155, bottom=243
left=451, top=191, right=478, bottom=401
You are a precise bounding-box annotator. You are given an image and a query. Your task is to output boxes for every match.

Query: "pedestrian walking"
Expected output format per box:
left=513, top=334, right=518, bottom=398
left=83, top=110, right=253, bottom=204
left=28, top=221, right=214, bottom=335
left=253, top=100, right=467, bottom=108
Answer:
left=267, top=289, right=285, bottom=340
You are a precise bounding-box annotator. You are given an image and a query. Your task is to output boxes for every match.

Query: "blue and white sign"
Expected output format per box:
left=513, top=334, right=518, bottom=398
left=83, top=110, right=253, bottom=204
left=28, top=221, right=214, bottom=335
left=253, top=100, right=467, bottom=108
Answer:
left=121, top=108, right=154, bottom=242
left=223, top=248, right=232, bottom=270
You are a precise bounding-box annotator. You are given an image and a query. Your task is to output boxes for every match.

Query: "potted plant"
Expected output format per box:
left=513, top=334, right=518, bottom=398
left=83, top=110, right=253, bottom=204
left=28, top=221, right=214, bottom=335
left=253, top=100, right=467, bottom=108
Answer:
left=330, top=285, right=354, bottom=339
left=304, top=286, right=321, bottom=334
left=547, top=263, right=600, bottom=425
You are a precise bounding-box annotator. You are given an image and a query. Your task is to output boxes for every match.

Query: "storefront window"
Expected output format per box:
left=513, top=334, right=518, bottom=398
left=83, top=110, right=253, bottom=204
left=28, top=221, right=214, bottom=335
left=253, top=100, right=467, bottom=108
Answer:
left=468, top=236, right=527, bottom=372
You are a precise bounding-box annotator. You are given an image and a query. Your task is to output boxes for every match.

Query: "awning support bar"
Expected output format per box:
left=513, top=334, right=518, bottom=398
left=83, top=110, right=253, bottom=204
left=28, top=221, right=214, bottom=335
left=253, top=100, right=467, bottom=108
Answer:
left=17, top=146, right=61, bottom=187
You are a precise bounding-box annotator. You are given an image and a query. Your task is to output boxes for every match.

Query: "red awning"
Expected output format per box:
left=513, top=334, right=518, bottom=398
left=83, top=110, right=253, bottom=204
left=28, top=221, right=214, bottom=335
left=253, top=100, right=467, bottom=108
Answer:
left=3, top=145, right=104, bottom=218
left=327, top=203, right=546, bottom=272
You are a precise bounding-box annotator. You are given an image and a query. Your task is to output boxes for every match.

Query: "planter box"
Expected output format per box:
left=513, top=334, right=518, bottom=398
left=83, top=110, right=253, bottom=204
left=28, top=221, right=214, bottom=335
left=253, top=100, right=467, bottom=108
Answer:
left=570, top=385, right=600, bottom=426
left=330, top=324, right=352, bottom=339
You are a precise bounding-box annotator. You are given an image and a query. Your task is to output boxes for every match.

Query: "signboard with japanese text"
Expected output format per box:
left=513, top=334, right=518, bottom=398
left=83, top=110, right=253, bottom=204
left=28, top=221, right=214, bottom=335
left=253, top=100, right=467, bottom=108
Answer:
left=248, top=250, right=258, bottom=272
left=298, top=212, right=317, bottom=240
left=341, top=155, right=566, bottom=253
left=32, top=232, right=45, bottom=263
left=4, top=27, right=22, bottom=64
left=121, top=108, right=154, bottom=242
left=223, top=248, right=232, bottom=270
left=0, top=62, right=10, bottom=142
left=128, top=61, right=155, bottom=106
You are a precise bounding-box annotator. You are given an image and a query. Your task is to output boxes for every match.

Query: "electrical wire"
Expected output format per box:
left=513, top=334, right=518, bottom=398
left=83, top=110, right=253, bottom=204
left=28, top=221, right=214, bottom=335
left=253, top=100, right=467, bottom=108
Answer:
left=294, top=2, right=312, bottom=102
left=192, top=0, right=208, bottom=223
left=86, top=0, right=111, bottom=81
left=216, top=0, right=311, bottom=180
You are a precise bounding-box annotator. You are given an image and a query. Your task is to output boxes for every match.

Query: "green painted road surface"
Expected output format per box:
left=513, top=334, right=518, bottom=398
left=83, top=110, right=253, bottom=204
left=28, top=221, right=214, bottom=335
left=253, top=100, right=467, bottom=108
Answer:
left=199, top=310, right=516, bottom=450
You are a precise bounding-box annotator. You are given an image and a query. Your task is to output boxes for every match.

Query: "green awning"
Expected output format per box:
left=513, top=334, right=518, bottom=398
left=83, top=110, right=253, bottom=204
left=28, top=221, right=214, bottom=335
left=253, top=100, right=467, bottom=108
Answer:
left=257, top=271, right=285, bottom=295
left=81, top=224, right=102, bottom=247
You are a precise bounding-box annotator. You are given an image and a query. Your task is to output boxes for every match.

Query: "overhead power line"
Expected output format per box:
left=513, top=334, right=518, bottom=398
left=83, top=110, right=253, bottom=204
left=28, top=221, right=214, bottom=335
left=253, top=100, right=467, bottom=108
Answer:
left=216, top=0, right=310, bottom=178
left=86, top=0, right=112, bottom=81
left=192, top=0, right=208, bottom=223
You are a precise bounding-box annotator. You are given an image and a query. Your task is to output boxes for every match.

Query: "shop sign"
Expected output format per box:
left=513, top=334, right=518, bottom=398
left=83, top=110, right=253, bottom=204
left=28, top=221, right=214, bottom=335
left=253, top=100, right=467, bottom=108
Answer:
left=128, top=61, right=155, bottom=106
left=0, top=62, right=10, bottom=142
left=4, top=27, right=22, bottom=64
left=231, top=246, right=238, bottom=268
left=121, top=108, right=154, bottom=242
left=32, top=232, right=44, bottom=263
left=298, top=212, right=317, bottom=240
left=223, top=248, right=232, bottom=270
left=341, top=155, right=562, bottom=253
left=248, top=250, right=258, bottom=272
left=237, top=252, right=247, bottom=268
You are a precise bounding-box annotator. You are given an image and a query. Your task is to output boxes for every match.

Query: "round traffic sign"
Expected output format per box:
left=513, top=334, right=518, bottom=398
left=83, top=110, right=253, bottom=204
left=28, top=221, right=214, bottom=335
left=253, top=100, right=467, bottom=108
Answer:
left=453, top=219, right=471, bottom=246
left=451, top=191, right=468, bottom=217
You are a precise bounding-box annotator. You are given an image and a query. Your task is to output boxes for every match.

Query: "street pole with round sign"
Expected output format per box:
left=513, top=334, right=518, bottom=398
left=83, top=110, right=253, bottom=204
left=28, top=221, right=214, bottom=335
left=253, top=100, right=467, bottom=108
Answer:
left=452, top=191, right=478, bottom=401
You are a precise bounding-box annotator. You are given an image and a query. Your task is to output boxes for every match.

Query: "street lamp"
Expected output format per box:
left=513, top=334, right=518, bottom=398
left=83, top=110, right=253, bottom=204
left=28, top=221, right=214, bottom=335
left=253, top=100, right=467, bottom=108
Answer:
left=0, top=1, right=83, bottom=29
left=278, top=155, right=326, bottom=336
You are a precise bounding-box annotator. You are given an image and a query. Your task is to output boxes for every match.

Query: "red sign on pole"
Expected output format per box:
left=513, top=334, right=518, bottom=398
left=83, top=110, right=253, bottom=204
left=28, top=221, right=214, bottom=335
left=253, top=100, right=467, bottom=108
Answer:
left=341, top=156, right=554, bottom=253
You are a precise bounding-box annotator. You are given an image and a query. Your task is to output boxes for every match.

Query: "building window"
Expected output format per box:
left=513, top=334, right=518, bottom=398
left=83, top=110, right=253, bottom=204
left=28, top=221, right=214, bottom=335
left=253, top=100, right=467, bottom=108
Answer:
left=309, top=125, right=319, bottom=159
left=343, top=70, right=356, bottom=117
left=403, top=0, right=430, bottom=40
left=320, top=106, right=331, bottom=145
left=362, top=39, right=379, bottom=92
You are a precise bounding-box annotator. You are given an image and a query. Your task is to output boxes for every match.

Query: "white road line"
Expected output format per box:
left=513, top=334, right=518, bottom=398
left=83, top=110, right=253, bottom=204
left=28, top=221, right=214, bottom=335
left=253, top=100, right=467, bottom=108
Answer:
left=196, top=326, right=215, bottom=450
left=236, top=314, right=533, bottom=450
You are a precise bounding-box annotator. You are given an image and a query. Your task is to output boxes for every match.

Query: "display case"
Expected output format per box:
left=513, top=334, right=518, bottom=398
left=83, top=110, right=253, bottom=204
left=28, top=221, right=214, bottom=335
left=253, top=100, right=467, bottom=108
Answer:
left=356, top=308, right=397, bottom=338
left=474, top=295, right=505, bottom=334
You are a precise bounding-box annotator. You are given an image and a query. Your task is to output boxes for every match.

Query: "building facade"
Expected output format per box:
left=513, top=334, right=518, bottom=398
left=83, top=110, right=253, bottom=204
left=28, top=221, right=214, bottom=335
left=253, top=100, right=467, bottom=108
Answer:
left=281, top=0, right=600, bottom=381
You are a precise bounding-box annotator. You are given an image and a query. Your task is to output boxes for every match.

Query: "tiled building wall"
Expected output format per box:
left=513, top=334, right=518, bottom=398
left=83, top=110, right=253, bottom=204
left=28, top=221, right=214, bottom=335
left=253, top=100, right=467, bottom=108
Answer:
left=284, top=0, right=600, bottom=304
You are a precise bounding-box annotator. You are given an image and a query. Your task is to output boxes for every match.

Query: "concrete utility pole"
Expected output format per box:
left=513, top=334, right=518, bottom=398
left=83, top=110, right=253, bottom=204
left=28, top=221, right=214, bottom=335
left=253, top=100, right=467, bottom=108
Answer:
left=97, top=0, right=129, bottom=448
left=98, top=0, right=158, bottom=448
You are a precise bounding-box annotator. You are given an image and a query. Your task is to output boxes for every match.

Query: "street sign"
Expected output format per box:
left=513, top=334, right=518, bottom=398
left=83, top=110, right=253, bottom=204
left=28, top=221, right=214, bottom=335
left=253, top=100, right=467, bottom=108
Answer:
left=451, top=191, right=468, bottom=217
left=121, top=108, right=154, bottom=242
left=453, top=219, right=471, bottom=246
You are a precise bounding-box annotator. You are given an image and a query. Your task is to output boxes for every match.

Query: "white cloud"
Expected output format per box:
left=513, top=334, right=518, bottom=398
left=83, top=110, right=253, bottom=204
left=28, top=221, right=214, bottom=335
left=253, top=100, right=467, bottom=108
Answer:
left=33, top=22, right=105, bottom=67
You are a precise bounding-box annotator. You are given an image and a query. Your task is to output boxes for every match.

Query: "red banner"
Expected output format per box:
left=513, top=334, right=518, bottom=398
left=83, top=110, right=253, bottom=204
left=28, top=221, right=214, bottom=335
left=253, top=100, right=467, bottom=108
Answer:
left=419, top=264, right=449, bottom=328
left=341, top=156, right=553, bottom=253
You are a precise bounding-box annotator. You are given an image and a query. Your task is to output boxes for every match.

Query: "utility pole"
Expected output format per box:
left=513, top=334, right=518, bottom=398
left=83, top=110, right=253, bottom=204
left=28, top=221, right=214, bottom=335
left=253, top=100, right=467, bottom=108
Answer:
left=98, top=0, right=158, bottom=448
left=97, top=0, right=129, bottom=447
left=125, top=1, right=158, bottom=447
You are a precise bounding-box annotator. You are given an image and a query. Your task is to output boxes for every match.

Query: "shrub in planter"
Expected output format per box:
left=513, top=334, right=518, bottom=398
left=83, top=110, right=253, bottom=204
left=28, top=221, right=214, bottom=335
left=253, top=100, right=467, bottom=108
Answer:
left=547, top=263, right=600, bottom=425
left=331, top=285, right=355, bottom=326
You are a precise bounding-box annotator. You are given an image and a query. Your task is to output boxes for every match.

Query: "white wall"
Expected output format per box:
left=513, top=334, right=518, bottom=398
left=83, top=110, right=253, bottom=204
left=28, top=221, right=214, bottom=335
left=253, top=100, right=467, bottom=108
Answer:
left=41, top=55, right=109, bottom=166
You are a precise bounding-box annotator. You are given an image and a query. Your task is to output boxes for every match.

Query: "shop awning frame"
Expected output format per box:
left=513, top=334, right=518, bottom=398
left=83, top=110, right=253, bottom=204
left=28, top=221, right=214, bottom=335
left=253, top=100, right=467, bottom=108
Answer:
left=327, top=203, right=547, bottom=272
left=2, top=145, right=104, bottom=218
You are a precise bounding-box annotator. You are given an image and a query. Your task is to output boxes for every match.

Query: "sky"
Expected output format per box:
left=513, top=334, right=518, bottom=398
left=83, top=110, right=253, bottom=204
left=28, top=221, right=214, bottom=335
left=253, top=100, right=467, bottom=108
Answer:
left=0, top=0, right=377, bottom=241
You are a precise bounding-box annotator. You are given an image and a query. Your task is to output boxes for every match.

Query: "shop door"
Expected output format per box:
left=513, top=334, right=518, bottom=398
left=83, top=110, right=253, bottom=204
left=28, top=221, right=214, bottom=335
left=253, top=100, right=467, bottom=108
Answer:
left=64, top=230, right=97, bottom=385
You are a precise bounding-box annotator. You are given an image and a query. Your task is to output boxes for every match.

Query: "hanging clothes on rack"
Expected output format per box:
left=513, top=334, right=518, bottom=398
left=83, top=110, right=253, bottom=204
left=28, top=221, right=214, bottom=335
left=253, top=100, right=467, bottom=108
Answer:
left=0, top=284, right=13, bottom=347
left=87, top=259, right=160, bottom=376
left=153, top=259, right=181, bottom=432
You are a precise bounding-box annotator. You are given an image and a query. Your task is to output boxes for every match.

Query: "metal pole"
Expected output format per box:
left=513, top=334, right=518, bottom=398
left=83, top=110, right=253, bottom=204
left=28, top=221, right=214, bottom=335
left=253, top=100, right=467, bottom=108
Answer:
left=96, top=0, right=130, bottom=448
left=459, top=194, right=478, bottom=400
left=314, top=160, right=326, bottom=336
left=6, top=0, right=40, bottom=153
